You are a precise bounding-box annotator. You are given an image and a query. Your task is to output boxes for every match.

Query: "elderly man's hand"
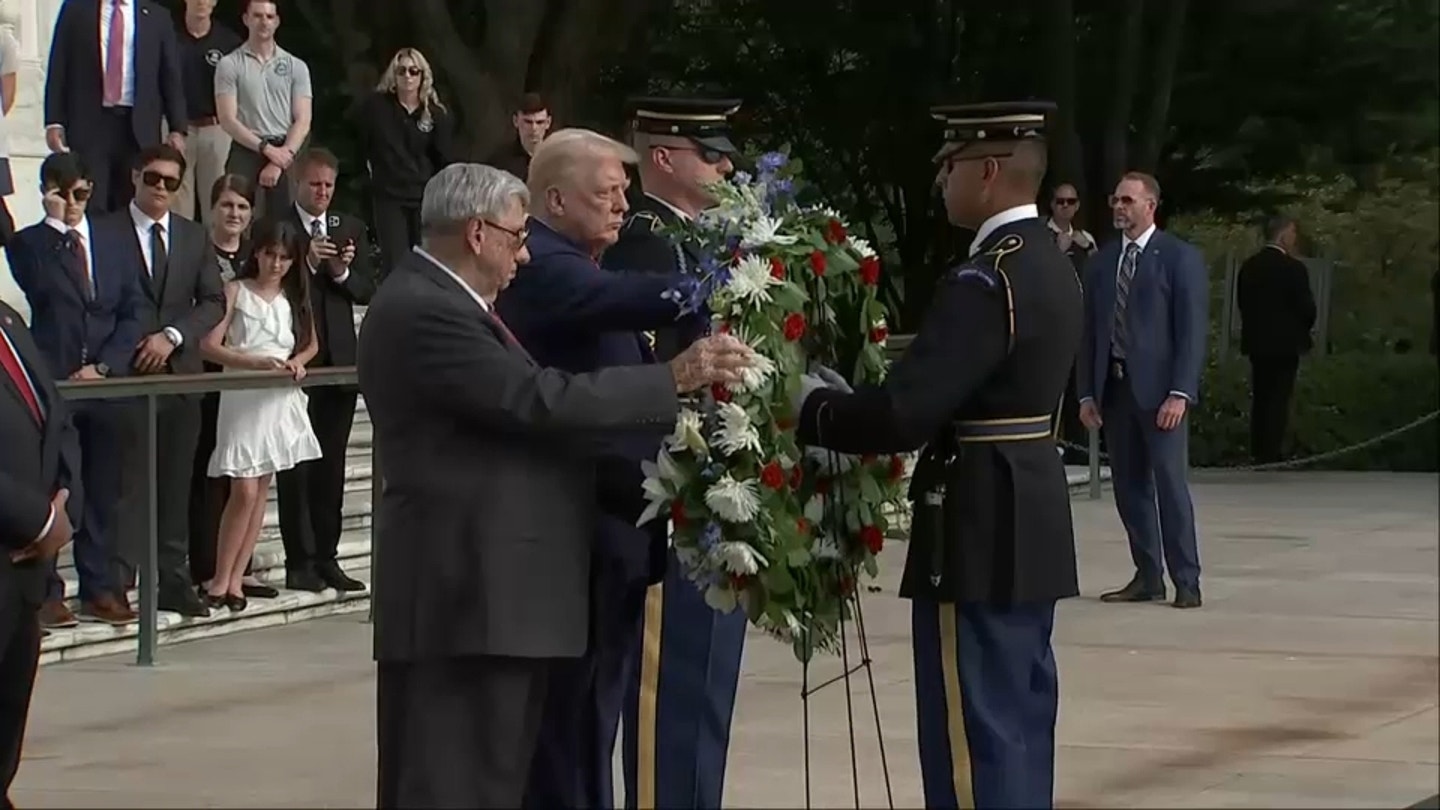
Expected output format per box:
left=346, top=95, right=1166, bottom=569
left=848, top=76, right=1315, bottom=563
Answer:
left=668, top=334, right=755, bottom=393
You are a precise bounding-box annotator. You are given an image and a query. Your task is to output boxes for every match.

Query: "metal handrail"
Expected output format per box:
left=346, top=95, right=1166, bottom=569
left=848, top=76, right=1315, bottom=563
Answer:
left=54, top=366, right=372, bottom=666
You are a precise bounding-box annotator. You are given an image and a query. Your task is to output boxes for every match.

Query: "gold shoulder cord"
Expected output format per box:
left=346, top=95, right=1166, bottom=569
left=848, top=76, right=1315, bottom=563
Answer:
left=985, top=234, right=1023, bottom=355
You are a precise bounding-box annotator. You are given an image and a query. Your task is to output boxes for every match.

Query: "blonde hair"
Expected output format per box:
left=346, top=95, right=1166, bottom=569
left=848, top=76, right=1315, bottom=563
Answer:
left=375, top=48, right=446, bottom=129
left=527, top=128, right=638, bottom=213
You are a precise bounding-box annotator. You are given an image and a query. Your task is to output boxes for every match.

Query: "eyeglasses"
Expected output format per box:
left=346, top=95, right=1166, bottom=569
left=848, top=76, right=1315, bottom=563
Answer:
left=1110, top=194, right=1150, bottom=207
left=142, top=170, right=182, bottom=192
left=483, top=219, right=529, bottom=247
left=1053, top=197, right=1078, bottom=206
left=397, top=66, right=423, bottom=77
left=48, top=185, right=93, bottom=203
left=653, top=145, right=729, bottom=166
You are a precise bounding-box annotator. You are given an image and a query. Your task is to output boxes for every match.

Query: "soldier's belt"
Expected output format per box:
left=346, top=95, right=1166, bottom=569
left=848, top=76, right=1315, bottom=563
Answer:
left=952, top=415, right=1053, bottom=443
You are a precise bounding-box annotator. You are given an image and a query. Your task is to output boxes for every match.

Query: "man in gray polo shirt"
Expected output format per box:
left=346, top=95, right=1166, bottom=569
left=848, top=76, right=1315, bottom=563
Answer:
left=214, top=0, right=312, bottom=219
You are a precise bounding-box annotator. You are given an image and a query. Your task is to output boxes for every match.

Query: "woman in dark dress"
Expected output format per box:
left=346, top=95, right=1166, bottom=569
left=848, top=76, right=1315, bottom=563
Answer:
left=188, top=174, right=280, bottom=599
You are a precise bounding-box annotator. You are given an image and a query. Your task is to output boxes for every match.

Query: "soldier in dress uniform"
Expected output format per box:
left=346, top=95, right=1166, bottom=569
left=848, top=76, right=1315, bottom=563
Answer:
left=793, top=100, right=1083, bottom=809
left=601, top=96, right=749, bottom=810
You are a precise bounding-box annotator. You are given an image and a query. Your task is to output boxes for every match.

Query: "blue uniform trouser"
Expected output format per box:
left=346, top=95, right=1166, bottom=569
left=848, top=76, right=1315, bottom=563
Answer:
left=622, top=551, right=748, bottom=809
left=911, top=599, right=1059, bottom=809
left=524, top=549, right=649, bottom=809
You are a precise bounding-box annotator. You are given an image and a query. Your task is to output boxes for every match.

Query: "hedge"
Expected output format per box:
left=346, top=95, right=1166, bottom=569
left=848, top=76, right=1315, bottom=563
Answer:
left=1190, top=350, right=1439, bottom=471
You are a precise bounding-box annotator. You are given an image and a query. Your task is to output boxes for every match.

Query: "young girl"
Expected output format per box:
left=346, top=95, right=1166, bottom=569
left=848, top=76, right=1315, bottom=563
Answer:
left=200, top=219, right=322, bottom=611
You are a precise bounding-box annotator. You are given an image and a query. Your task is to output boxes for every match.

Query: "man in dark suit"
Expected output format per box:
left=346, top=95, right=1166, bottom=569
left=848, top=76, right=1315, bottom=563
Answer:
left=275, top=147, right=374, bottom=593
left=601, top=97, right=750, bottom=810
left=360, top=163, right=753, bottom=809
left=43, top=0, right=188, bottom=214
left=105, top=143, right=223, bottom=618
left=1237, top=214, right=1317, bottom=464
left=1, top=300, right=83, bottom=809
left=1077, top=171, right=1209, bottom=609
left=496, top=123, right=708, bottom=810
left=4, top=152, right=143, bottom=627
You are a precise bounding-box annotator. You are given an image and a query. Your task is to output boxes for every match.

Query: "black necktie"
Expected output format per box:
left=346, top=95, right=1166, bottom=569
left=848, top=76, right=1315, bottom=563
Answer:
left=150, top=222, right=169, bottom=283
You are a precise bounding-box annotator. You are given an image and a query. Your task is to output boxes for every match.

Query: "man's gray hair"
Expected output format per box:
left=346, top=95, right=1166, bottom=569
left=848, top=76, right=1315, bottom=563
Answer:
left=421, top=163, right=530, bottom=235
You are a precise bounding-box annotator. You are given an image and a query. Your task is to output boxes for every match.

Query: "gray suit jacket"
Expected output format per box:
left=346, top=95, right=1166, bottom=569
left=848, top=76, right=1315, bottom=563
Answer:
left=358, top=250, right=679, bottom=663
left=98, top=210, right=224, bottom=377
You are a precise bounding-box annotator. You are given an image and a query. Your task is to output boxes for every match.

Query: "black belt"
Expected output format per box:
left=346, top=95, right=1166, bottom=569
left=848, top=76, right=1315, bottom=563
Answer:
left=952, top=415, right=1053, bottom=443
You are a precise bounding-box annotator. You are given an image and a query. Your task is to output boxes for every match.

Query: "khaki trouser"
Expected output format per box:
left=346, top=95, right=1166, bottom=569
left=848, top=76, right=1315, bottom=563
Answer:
left=175, top=122, right=233, bottom=224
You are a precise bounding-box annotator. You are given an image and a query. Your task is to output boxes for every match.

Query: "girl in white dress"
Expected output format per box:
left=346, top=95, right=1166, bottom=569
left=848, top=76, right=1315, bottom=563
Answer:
left=199, top=219, right=323, bottom=611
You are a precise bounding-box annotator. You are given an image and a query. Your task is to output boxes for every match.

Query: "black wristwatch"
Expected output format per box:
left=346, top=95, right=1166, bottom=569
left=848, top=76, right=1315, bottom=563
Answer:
left=94, top=362, right=110, bottom=378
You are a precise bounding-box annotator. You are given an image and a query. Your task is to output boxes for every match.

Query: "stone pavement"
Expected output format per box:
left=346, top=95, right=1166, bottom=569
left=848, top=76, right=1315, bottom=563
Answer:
left=11, top=471, right=1439, bottom=808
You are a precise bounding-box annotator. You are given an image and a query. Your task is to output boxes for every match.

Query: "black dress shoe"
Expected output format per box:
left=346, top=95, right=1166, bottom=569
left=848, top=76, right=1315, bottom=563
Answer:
left=159, top=587, right=211, bottom=618
left=1172, top=587, right=1203, bottom=609
left=285, top=569, right=328, bottom=593
left=1099, top=577, right=1167, bottom=603
left=241, top=582, right=280, bottom=599
left=317, top=561, right=366, bottom=592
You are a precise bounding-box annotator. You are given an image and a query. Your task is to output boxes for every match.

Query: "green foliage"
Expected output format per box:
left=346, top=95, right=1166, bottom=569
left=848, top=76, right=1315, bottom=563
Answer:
left=1191, top=352, right=1439, bottom=471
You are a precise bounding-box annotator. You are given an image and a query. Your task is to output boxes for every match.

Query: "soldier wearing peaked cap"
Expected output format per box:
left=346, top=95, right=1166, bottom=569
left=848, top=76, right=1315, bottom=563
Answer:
left=791, top=100, right=1083, bottom=809
left=600, top=96, right=750, bottom=810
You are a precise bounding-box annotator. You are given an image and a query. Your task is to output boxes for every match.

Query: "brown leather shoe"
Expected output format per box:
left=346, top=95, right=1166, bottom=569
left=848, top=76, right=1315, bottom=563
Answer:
left=80, top=593, right=139, bottom=626
left=38, top=599, right=79, bottom=629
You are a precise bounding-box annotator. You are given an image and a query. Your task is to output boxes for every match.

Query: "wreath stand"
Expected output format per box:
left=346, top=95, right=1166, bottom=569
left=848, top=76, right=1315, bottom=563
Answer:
left=794, top=447, right=896, bottom=810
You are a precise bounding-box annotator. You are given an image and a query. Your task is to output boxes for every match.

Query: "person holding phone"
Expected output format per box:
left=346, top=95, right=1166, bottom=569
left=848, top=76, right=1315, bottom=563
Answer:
left=274, top=146, right=374, bottom=593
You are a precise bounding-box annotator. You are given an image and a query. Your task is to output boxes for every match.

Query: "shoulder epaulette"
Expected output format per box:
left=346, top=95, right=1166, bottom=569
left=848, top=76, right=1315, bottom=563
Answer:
left=623, top=210, right=663, bottom=235
left=945, top=233, right=1023, bottom=353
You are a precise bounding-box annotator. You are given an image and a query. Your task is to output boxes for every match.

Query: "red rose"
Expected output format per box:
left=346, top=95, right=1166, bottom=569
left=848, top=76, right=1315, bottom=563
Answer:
left=816, top=477, right=832, bottom=496
left=859, top=525, right=884, bottom=555
left=796, top=517, right=810, bottom=535
left=789, top=465, right=804, bottom=490
left=670, top=500, right=687, bottom=527
left=858, top=255, right=881, bottom=285
left=717, top=322, right=731, bottom=334
left=888, top=455, right=906, bottom=481
left=776, top=416, right=795, bottom=430
left=760, top=460, right=785, bottom=490
left=838, top=575, right=855, bottom=597
left=825, top=219, right=847, bottom=244
left=783, top=312, right=806, bottom=341
left=729, top=574, right=749, bottom=590
left=711, top=383, right=732, bottom=402
left=769, top=256, right=786, bottom=280
left=869, top=325, right=889, bottom=344
left=809, top=250, right=826, bottom=277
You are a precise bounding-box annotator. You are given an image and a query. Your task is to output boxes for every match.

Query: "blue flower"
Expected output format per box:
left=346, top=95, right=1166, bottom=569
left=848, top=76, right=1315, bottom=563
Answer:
left=701, top=462, right=726, bottom=482
left=757, top=151, right=787, bottom=174
left=700, top=521, right=723, bottom=550
left=733, top=170, right=753, bottom=186
left=724, top=233, right=742, bottom=254
left=773, top=178, right=794, bottom=197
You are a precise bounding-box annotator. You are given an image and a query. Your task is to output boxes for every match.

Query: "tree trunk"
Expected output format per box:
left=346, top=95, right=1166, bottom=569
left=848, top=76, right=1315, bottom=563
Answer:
left=1100, top=1, right=1145, bottom=196
left=1133, top=0, right=1190, bottom=173
left=1044, top=0, right=1084, bottom=193
left=527, top=0, right=663, bottom=130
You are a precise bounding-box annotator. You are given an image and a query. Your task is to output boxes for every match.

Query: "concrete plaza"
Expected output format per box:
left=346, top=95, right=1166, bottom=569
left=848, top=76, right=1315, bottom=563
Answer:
left=11, top=471, right=1440, bottom=808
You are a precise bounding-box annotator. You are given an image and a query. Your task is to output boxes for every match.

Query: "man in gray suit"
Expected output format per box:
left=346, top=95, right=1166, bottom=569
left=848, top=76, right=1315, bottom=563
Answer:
left=358, top=163, right=753, bottom=809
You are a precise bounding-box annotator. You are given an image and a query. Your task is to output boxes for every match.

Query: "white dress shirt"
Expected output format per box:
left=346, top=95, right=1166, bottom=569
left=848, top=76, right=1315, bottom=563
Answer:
left=44, top=214, right=97, bottom=290
left=99, top=0, right=137, bottom=107
left=645, top=192, right=692, bottom=222
left=969, top=204, right=1039, bottom=257
left=129, top=202, right=186, bottom=348
left=298, top=204, right=352, bottom=284
left=415, top=247, right=490, bottom=313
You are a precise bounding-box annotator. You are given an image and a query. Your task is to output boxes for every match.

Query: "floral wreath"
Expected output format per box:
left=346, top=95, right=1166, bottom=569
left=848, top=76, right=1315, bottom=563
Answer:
left=638, top=150, right=910, bottom=662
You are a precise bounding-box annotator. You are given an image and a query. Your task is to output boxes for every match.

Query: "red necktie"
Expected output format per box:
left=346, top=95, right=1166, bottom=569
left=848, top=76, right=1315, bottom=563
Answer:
left=489, top=311, right=521, bottom=348
left=1, top=329, right=43, bottom=425
left=103, top=0, right=125, bottom=107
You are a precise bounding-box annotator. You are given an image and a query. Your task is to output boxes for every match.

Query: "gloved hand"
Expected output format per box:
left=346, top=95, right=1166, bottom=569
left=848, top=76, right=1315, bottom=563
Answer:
left=809, top=363, right=853, bottom=393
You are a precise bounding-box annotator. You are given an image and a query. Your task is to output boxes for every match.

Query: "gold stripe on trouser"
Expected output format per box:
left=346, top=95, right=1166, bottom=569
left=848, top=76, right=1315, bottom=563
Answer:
left=636, top=582, right=665, bottom=810
left=938, top=604, right=976, bottom=808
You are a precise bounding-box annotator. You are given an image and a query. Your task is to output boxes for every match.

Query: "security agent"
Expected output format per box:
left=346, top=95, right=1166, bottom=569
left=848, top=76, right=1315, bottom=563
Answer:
left=604, top=96, right=739, bottom=361
left=792, top=101, right=1083, bottom=810
left=601, top=96, right=749, bottom=810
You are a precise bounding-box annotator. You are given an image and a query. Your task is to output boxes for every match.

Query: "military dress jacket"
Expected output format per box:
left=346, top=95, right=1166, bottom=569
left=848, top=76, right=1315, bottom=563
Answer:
left=601, top=194, right=710, bottom=361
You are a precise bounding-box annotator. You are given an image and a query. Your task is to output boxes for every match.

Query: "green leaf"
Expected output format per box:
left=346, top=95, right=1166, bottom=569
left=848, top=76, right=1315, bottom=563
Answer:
left=863, top=556, right=880, bottom=578
left=859, top=471, right=883, bottom=503
left=767, top=563, right=795, bottom=595
left=787, top=547, right=813, bottom=567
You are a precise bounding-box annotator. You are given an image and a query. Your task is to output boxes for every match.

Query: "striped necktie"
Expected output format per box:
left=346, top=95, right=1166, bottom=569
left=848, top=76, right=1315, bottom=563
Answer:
left=1111, top=242, right=1141, bottom=358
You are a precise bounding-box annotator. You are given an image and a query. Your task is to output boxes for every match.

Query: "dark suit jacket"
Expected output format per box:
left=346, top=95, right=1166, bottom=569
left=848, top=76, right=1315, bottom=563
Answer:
left=497, top=217, right=695, bottom=587
left=358, top=249, right=679, bottom=663
left=98, top=209, right=224, bottom=377
left=43, top=0, right=186, bottom=149
left=0, top=302, right=83, bottom=606
left=288, top=207, right=375, bottom=367
left=5, top=220, right=144, bottom=378
left=1077, top=229, right=1210, bottom=411
left=1237, top=245, right=1316, bottom=357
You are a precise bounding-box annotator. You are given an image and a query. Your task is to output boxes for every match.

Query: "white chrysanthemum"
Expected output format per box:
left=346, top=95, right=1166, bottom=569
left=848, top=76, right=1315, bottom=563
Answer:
left=704, top=474, right=762, bottom=523
left=725, top=350, right=776, bottom=394
left=712, top=541, right=767, bottom=576
left=635, top=450, right=687, bottom=527
left=704, top=584, right=739, bottom=613
left=740, top=215, right=799, bottom=249
left=714, top=402, right=762, bottom=457
left=848, top=236, right=877, bottom=258
left=726, top=254, right=783, bottom=306
left=813, top=534, right=845, bottom=561
left=666, top=408, right=708, bottom=456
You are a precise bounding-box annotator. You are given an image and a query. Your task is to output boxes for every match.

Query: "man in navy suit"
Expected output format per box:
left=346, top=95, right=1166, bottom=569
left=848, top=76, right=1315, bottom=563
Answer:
left=1077, top=171, right=1208, bottom=609
left=44, top=0, right=188, bottom=213
left=496, top=128, right=701, bottom=810
left=0, top=299, right=83, bottom=809
left=4, top=152, right=143, bottom=628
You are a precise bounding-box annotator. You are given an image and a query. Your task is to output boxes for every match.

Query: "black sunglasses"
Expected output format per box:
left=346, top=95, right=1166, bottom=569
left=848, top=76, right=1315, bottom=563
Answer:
left=142, top=170, right=182, bottom=192
left=1053, top=197, right=1078, bottom=205
left=652, top=144, right=728, bottom=166
left=397, top=66, right=423, bottom=77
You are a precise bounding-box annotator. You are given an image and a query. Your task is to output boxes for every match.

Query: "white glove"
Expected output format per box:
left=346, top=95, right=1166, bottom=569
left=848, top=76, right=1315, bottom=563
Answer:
left=809, top=363, right=853, bottom=393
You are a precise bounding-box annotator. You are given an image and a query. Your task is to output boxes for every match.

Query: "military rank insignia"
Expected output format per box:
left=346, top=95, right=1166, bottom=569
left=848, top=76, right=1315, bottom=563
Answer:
left=643, top=330, right=657, bottom=350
